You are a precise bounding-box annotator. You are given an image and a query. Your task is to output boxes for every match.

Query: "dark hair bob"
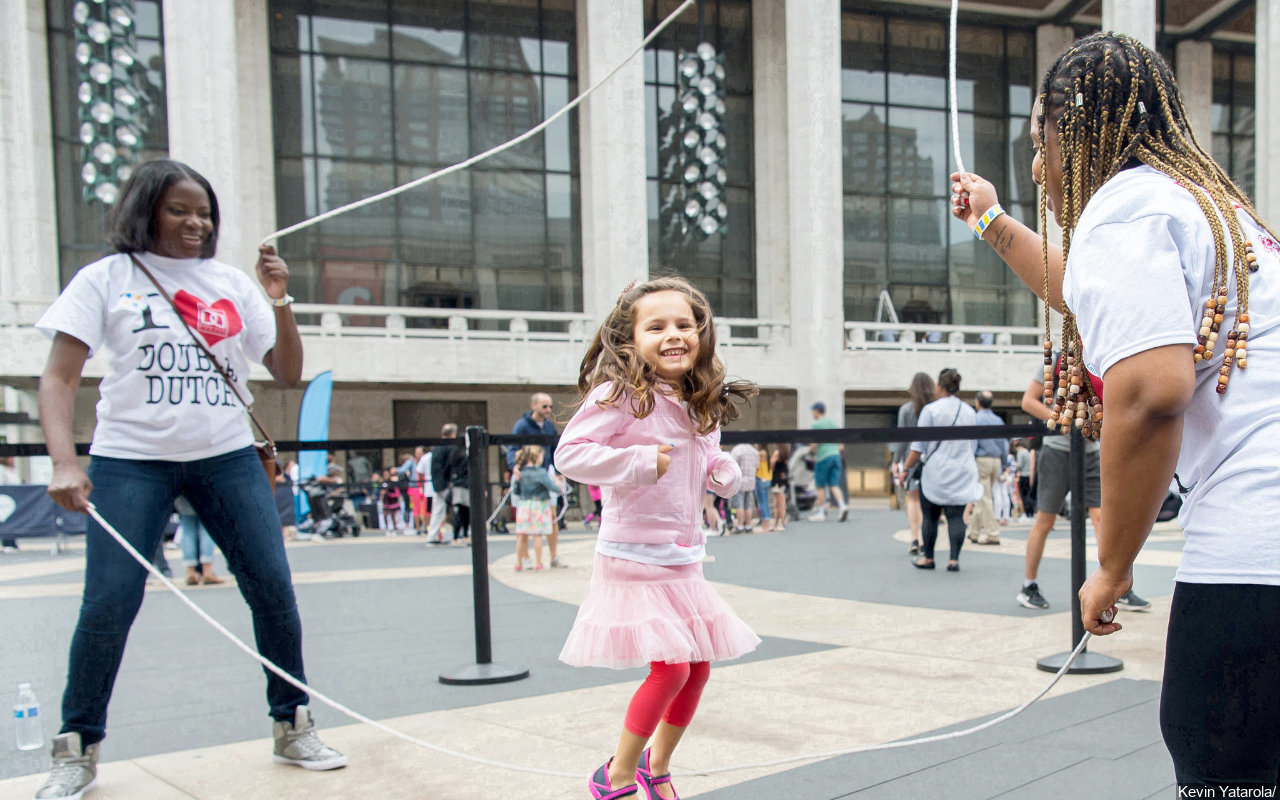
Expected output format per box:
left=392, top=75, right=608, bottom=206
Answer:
left=107, top=159, right=219, bottom=258
left=937, top=367, right=962, bottom=395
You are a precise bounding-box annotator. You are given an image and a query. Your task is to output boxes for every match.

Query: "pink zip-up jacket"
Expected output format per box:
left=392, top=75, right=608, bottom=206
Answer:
left=555, top=382, right=741, bottom=547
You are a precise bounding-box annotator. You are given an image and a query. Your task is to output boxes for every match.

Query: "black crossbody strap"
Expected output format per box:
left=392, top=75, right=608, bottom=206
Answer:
left=921, top=398, right=965, bottom=466
left=129, top=253, right=275, bottom=447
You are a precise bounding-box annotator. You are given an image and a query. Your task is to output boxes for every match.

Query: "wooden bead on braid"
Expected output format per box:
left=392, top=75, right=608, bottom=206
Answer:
left=1036, top=31, right=1274, bottom=416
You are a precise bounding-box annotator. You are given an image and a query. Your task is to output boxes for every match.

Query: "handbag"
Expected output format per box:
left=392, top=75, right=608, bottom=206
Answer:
left=129, top=254, right=279, bottom=487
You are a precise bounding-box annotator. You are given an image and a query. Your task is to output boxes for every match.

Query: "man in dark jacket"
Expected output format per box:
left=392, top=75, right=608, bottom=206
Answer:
left=425, top=423, right=457, bottom=544
left=507, top=392, right=567, bottom=566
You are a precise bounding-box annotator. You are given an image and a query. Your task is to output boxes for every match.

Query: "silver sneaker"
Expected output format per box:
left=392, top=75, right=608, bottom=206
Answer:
left=272, top=706, right=347, bottom=771
left=35, top=733, right=98, bottom=800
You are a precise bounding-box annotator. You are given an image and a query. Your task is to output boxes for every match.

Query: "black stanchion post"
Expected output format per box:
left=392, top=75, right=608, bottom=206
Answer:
left=1036, top=427, right=1123, bottom=675
left=439, top=426, right=530, bottom=686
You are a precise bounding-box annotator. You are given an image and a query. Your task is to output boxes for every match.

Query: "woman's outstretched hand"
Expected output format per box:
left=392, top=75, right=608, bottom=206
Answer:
left=950, top=171, right=1001, bottom=228
left=256, top=244, right=290, bottom=301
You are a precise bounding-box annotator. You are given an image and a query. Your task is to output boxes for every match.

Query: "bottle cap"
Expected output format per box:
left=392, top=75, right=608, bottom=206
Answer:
left=18, top=682, right=31, bottom=690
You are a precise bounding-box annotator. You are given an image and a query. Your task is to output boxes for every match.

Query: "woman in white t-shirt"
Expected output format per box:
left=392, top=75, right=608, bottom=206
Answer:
left=34, top=160, right=346, bottom=799
left=952, top=33, right=1279, bottom=791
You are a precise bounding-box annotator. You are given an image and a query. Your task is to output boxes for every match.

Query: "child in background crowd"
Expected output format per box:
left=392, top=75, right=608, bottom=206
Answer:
left=768, top=444, right=790, bottom=531
left=512, top=445, right=558, bottom=571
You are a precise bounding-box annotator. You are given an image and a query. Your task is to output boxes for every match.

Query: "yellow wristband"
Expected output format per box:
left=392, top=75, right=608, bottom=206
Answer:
left=972, top=204, right=1005, bottom=239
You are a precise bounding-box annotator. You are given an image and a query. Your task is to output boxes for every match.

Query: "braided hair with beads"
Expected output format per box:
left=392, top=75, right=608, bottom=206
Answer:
left=1036, top=31, right=1277, bottom=438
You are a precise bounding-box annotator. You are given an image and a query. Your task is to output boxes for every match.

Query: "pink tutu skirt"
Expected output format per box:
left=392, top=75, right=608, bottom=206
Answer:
left=559, top=553, right=761, bottom=669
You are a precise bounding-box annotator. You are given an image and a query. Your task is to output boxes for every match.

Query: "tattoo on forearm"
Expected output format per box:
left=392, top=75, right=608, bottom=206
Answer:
left=992, top=225, right=1014, bottom=255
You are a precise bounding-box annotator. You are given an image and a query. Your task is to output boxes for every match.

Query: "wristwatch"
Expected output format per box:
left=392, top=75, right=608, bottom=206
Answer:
left=269, top=294, right=295, bottom=308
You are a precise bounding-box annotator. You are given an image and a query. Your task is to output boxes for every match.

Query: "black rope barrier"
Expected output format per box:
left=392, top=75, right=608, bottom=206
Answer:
left=0, top=423, right=1053, bottom=457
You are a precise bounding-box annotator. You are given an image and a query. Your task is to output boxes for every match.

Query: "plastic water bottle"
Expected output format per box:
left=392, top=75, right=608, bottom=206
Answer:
left=13, top=683, right=42, bottom=751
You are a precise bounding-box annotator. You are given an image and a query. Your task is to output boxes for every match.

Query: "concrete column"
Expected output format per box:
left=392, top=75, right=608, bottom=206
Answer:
left=784, top=0, right=843, bottom=424
left=0, top=0, right=59, bottom=301
left=1175, top=40, right=1213, bottom=152
left=576, top=0, right=649, bottom=319
left=1036, top=24, right=1073, bottom=343
left=1258, top=0, right=1280, bottom=222
left=165, top=0, right=274, bottom=273
left=234, top=0, right=279, bottom=253
left=752, top=0, right=788, bottom=325
left=1102, top=0, right=1155, bottom=50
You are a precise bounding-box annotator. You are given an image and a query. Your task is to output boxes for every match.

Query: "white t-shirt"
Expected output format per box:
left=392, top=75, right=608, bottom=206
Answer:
left=1064, top=165, right=1280, bottom=585
left=37, top=252, right=276, bottom=461
left=910, top=395, right=982, bottom=506
left=416, top=453, right=434, bottom=497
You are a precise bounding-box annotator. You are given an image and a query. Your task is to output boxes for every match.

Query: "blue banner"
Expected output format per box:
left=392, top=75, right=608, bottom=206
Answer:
left=296, top=370, right=333, bottom=481
left=0, top=485, right=87, bottom=538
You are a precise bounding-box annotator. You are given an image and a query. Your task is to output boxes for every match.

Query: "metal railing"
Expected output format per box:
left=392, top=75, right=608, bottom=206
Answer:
left=845, top=321, right=1044, bottom=354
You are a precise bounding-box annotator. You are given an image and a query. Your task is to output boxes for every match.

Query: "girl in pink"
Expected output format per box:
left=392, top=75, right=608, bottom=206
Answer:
left=555, top=277, right=760, bottom=800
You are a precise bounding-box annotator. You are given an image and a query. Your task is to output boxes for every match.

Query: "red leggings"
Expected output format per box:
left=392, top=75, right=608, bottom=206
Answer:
left=623, top=661, right=711, bottom=738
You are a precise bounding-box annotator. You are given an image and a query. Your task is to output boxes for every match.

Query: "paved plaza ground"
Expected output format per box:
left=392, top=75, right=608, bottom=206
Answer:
left=0, top=504, right=1182, bottom=798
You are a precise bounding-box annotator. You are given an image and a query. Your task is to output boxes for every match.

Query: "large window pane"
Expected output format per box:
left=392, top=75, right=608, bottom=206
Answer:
left=844, top=195, right=887, bottom=284
left=887, top=107, right=945, bottom=195
left=843, top=103, right=886, bottom=194
left=270, top=0, right=580, bottom=309
left=392, top=2, right=466, bottom=64
left=844, top=10, right=1036, bottom=327
left=397, top=167, right=473, bottom=266
left=955, top=26, right=1004, bottom=115
left=469, top=70, right=543, bottom=169
left=474, top=171, right=547, bottom=268
left=887, top=18, right=946, bottom=108
left=314, top=57, right=393, bottom=158
left=889, top=197, right=946, bottom=284
left=842, top=13, right=885, bottom=103
left=394, top=64, right=469, bottom=165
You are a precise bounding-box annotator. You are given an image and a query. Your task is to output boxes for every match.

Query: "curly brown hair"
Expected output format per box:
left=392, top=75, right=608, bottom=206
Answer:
left=573, top=276, right=757, bottom=435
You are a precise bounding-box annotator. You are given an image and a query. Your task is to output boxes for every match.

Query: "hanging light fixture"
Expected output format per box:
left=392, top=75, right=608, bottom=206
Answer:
left=74, top=0, right=147, bottom=205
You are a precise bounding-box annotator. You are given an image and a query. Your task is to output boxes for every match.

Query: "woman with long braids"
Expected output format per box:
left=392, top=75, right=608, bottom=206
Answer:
left=952, top=32, right=1279, bottom=789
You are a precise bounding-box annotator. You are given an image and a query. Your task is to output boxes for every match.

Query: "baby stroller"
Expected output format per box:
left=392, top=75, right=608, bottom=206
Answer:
left=786, top=448, right=818, bottom=521
left=298, top=478, right=360, bottom=539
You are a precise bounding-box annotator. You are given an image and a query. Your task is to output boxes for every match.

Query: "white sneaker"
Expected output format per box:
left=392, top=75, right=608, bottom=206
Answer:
left=273, top=706, right=347, bottom=771
left=35, top=733, right=98, bottom=800
left=837, top=506, right=849, bottom=522
left=807, top=509, right=827, bottom=522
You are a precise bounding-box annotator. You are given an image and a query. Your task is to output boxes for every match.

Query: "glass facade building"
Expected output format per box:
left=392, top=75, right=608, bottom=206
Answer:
left=268, top=0, right=582, bottom=316
left=33, top=0, right=1260, bottom=337
left=1212, top=47, right=1256, bottom=203
left=840, top=10, right=1037, bottom=328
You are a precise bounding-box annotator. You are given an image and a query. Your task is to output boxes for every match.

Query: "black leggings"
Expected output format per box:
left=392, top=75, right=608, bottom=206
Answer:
left=1161, top=582, right=1280, bottom=789
left=918, top=492, right=966, bottom=562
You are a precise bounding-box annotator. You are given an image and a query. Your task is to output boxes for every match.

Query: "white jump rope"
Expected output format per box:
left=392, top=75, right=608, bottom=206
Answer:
left=97, top=0, right=1110, bottom=781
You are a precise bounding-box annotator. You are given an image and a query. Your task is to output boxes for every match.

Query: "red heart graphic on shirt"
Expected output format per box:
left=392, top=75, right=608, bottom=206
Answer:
left=172, top=290, right=243, bottom=347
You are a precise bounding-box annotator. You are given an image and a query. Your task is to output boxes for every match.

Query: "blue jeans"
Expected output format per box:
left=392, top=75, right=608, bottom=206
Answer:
left=754, top=478, right=771, bottom=520
left=61, top=447, right=308, bottom=745
left=178, top=514, right=216, bottom=566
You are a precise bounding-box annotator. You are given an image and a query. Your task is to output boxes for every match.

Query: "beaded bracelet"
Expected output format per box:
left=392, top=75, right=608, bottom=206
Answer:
left=972, top=203, right=1005, bottom=239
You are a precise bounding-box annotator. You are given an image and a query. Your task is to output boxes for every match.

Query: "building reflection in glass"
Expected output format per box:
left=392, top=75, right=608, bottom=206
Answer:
left=269, top=0, right=581, bottom=322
